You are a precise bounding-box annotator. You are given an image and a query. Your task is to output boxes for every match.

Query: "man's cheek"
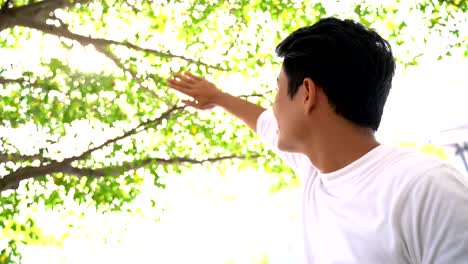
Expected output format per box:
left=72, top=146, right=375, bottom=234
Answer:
left=272, top=101, right=279, bottom=120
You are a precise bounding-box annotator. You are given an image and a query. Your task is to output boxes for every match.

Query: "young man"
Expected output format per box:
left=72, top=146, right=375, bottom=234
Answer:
left=167, top=18, right=468, bottom=263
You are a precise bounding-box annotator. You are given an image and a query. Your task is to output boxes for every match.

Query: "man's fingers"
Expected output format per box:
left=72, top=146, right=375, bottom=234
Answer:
left=167, top=77, right=194, bottom=89
left=181, top=99, right=202, bottom=109
left=173, top=72, right=195, bottom=84
left=181, top=100, right=214, bottom=110
left=170, top=71, right=214, bottom=111
left=167, top=79, right=194, bottom=96
left=185, top=72, right=203, bottom=81
left=200, top=103, right=215, bottom=110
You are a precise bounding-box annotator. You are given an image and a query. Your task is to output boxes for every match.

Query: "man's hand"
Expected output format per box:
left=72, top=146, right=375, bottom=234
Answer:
left=167, top=71, right=265, bottom=132
left=167, top=72, right=222, bottom=110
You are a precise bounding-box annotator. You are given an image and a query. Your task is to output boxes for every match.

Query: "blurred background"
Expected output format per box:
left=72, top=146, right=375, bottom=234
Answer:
left=0, top=0, right=467, bottom=263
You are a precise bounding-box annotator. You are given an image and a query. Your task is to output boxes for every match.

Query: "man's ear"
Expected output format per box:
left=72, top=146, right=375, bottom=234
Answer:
left=302, top=78, right=317, bottom=113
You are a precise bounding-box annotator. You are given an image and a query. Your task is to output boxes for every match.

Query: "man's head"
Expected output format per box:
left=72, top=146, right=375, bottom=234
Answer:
left=273, top=17, right=395, bottom=151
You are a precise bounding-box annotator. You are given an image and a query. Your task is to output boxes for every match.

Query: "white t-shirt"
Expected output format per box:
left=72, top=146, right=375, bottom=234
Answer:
left=256, top=109, right=468, bottom=264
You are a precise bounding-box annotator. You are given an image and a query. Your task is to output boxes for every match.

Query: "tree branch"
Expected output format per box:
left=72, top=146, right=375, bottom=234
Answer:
left=0, top=0, right=90, bottom=34
left=0, top=151, right=260, bottom=192
left=0, top=77, right=25, bottom=85
left=73, top=105, right=184, bottom=161
left=93, top=44, right=159, bottom=98
left=0, top=105, right=184, bottom=192
left=238, top=90, right=274, bottom=99
left=0, top=160, right=70, bottom=191
left=124, top=0, right=141, bottom=13
left=0, top=152, right=50, bottom=163
left=1, top=0, right=13, bottom=11
left=0, top=10, right=227, bottom=71
left=0, top=0, right=227, bottom=71
left=62, top=154, right=259, bottom=178
left=6, top=0, right=92, bottom=23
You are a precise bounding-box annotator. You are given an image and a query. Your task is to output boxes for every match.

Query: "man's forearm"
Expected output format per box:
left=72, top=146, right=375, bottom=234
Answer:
left=214, top=92, right=266, bottom=133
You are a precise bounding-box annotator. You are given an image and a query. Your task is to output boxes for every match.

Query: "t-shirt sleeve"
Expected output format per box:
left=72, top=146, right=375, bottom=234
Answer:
left=256, top=108, right=314, bottom=180
left=400, top=164, right=468, bottom=264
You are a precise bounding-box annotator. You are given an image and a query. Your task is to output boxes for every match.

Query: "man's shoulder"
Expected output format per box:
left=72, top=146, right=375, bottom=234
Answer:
left=380, top=144, right=467, bottom=198
left=390, top=149, right=468, bottom=264
left=379, top=144, right=447, bottom=174
left=374, top=144, right=462, bottom=191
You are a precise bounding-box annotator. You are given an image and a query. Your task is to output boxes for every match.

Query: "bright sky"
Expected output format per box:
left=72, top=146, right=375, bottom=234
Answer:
left=378, top=56, right=468, bottom=144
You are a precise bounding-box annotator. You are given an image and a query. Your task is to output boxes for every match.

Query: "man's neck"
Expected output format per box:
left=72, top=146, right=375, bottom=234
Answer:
left=303, top=125, right=380, bottom=174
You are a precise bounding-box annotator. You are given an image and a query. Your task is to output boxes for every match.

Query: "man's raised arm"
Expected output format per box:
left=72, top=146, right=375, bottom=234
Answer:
left=168, top=71, right=312, bottom=179
left=167, top=72, right=266, bottom=132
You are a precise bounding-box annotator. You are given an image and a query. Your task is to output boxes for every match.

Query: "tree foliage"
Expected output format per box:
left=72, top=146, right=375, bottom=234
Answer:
left=0, top=0, right=467, bottom=261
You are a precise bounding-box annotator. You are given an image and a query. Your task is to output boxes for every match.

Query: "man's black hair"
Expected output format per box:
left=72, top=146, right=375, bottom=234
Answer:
left=275, top=17, right=396, bottom=131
